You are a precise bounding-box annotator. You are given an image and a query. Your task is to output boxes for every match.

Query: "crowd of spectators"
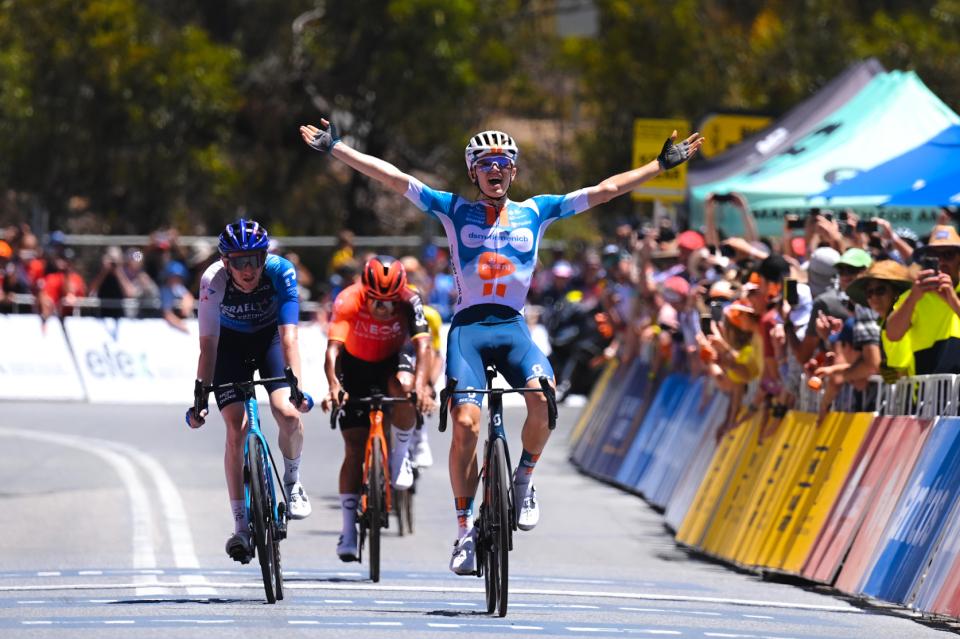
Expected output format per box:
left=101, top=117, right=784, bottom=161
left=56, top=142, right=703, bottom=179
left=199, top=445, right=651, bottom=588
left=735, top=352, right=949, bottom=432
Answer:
left=6, top=198, right=960, bottom=422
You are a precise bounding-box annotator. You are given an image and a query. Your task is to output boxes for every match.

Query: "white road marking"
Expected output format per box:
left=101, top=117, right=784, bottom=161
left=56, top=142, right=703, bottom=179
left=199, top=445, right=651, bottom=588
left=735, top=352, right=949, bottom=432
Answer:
left=16, top=600, right=45, bottom=604
left=36, top=572, right=61, bottom=577
left=0, top=428, right=162, bottom=596
left=428, top=623, right=461, bottom=628
left=102, top=440, right=213, bottom=596
left=1, top=427, right=213, bottom=597
left=566, top=628, right=619, bottom=633
left=0, top=580, right=865, bottom=613
left=743, top=614, right=775, bottom=620
left=369, top=621, right=403, bottom=626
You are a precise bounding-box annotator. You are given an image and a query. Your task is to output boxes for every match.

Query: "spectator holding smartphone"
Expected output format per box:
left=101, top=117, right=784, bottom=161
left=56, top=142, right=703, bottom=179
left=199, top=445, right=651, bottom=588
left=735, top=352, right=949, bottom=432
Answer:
left=885, top=225, right=960, bottom=375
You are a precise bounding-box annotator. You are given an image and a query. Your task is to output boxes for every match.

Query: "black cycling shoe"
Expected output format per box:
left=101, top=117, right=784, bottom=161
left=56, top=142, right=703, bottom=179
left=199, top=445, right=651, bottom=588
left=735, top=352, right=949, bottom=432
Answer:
left=226, top=531, right=254, bottom=564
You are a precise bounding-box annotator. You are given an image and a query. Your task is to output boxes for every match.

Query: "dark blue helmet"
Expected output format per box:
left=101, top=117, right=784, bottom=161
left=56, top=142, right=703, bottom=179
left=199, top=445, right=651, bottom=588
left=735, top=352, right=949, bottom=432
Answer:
left=218, top=218, right=269, bottom=255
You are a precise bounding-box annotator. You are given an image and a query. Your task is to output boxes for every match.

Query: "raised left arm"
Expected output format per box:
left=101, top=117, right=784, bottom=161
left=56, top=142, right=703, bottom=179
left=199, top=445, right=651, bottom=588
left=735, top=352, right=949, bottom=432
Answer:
left=582, top=131, right=703, bottom=209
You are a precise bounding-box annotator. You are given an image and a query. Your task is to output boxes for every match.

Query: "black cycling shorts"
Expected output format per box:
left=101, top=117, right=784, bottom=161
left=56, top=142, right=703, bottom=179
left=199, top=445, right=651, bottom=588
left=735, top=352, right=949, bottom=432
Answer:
left=336, top=349, right=414, bottom=430
left=212, top=326, right=288, bottom=409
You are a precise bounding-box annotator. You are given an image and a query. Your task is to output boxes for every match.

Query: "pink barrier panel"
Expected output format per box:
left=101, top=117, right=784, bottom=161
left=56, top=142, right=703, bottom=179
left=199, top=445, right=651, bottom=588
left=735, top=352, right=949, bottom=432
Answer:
left=833, top=416, right=934, bottom=594
left=802, top=415, right=898, bottom=583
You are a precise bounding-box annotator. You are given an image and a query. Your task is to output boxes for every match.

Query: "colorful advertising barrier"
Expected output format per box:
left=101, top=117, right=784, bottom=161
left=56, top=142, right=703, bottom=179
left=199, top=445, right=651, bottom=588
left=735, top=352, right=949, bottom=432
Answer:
left=834, top=417, right=934, bottom=593
left=615, top=373, right=688, bottom=490
left=663, top=391, right=727, bottom=531
left=802, top=416, right=915, bottom=583
left=860, top=417, right=960, bottom=605
left=567, top=359, right=619, bottom=449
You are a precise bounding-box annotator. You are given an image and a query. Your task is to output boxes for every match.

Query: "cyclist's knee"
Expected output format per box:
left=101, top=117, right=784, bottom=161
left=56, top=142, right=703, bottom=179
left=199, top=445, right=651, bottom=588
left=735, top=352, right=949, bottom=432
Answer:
left=451, top=404, right=481, bottom=441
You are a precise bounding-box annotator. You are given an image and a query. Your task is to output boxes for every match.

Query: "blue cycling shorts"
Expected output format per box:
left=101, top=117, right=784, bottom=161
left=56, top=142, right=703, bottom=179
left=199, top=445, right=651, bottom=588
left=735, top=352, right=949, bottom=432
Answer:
left=446, top=304, right=554, bottom=407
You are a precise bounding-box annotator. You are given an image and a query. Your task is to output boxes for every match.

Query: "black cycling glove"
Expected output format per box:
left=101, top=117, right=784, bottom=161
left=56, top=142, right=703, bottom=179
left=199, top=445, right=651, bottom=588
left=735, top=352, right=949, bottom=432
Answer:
left=657, top=135, right=692, bottom=171
left=306, top=121, right=341, bottom=153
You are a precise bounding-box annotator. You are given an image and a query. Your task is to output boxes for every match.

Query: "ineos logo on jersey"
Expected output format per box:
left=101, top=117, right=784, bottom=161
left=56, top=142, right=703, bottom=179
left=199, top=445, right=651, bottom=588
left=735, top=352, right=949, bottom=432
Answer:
left=355, top=319, right=403, bottom=340
left=460, top=224, right=534, bottom=252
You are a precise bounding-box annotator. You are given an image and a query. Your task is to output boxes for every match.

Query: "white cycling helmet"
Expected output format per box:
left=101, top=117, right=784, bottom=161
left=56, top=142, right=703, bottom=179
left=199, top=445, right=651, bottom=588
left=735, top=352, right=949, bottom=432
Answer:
left=464, top=130, right=519, bottom=171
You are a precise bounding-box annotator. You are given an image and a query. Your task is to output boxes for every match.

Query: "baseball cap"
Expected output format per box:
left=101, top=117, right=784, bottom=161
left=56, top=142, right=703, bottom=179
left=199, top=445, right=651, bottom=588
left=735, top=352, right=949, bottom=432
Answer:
left=806, top=246, right=840, bottom=297
left=0, top=240, right=11, bottom=259
left=660, top=275, right=690, bottom=305
left=677, top=230, right=706, bottom=252
left=837, top=247, right=872, bottom=270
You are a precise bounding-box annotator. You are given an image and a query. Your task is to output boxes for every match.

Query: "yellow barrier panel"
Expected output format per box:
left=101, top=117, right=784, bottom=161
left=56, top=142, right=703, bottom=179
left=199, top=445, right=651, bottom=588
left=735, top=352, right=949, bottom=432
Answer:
left=732, top=412, right=803, bottom=566
left=568, top=359, right=619, bottom=448
left=778, top=412, right=875, bottom=573
left=752, top=412, right=822, bottom=568
left=702, top=412, right=771, bottom=559
left=675, top=408, right=756, bottom=549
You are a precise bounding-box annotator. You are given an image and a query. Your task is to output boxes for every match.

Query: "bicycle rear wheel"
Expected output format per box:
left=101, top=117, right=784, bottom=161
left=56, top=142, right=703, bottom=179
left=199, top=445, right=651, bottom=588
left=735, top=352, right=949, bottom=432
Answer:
left=247, top=438, right=277, bottom=603
left=367, top=437, right=385, bottom=583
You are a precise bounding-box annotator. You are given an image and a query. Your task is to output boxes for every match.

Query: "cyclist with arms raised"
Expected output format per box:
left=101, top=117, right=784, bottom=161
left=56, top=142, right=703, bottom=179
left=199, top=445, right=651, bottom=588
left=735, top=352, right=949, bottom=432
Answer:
left=301, top=120, right=703, bottom=574
left=322, top=255, right=436, bottom=561
left=186, top=219, right=313, bottom=563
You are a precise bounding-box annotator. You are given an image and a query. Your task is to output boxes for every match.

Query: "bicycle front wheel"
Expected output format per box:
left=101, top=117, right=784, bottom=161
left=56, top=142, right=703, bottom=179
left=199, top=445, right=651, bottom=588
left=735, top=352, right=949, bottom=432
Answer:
left=248, top=438, right=277, bottom=603
left=367, top=437, right=385, bottom=583
left=485, top=437, right=511, bottom=617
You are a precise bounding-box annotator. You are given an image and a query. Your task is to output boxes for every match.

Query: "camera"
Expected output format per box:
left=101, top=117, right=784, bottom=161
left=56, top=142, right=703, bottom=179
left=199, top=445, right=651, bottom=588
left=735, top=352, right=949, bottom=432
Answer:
left=700, top=314, right=713, bottom=334
left=809, top=208, right=833, bottom=222
left=709, top=300, right=724, bottom=323
left=719, top=244, right=737, bottom=259
left=838, top=222, right=854, bottom=237
left=856, top=219, right=879, bottom=234
left=783, top=278, right=799, bottom=306
left=785, top=215, right=806, bottom=230
left=712, top=193, right=736, bottom=204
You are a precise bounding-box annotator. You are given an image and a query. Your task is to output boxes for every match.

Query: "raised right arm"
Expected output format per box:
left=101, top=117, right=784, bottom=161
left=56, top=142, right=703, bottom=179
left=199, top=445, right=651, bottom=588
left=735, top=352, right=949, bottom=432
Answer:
left=300, top=120, right=413, bottom=196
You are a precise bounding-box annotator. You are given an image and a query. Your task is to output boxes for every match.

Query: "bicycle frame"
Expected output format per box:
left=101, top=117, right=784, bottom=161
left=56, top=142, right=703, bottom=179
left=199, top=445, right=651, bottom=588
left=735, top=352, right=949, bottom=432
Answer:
left=242, top=395, right=285, bottom=535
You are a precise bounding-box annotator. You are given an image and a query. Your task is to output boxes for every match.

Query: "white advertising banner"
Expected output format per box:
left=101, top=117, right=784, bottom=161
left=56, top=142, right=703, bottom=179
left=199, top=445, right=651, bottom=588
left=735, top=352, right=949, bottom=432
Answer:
left=64, top=317, right=331, bottom=406
left=0, top=315, right=86, bottom=400
left=65, top=317, right=201, bottom=404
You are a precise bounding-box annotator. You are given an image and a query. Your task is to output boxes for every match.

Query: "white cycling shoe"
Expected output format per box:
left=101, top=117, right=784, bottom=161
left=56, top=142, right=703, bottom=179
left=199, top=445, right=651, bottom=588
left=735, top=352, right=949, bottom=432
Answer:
left=286, top=482, right=312, bottom=520
left=514, top=482, right=539, bottom=531
left=391, top=456, right=415, bottom=491
left=412, top=438, right=433, bottom=468
left=449, top=528, right=478, bottom=575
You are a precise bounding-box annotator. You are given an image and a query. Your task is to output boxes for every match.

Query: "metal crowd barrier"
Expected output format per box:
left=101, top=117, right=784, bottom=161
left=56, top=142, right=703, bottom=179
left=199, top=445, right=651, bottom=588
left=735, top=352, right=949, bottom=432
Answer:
left=1, top=293, right=324, bottom=319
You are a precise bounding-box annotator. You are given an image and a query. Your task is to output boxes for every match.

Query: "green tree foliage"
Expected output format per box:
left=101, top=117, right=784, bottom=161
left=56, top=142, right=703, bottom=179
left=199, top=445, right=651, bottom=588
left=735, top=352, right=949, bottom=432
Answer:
left=0, top=0, right=242, bottom=232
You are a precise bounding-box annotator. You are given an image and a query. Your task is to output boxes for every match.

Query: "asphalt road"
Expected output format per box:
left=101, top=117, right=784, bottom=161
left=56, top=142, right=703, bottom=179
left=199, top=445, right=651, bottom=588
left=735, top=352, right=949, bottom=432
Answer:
left=0, top=400, right=954, bottom=638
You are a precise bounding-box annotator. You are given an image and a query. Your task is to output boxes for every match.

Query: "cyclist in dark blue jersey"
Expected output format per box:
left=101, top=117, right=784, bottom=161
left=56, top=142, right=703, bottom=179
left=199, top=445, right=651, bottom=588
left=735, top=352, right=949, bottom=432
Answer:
left=301, top=120, right=703, bottom=574
left=186, top=219, right=314, bottom=563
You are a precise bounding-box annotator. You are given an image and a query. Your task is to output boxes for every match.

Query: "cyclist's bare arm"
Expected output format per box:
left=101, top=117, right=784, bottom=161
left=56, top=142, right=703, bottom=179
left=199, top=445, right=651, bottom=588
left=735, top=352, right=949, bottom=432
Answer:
left=300, top=120, right=413, bottom=195
left=197, top=335, right=218, bottom=385
left=322, top=339, right=344, bottom=412
left=411, top=334, right=436, bottom=414
left=279, top=323, right=303, bottom=385
left=582, top=131, right=703, bottom=209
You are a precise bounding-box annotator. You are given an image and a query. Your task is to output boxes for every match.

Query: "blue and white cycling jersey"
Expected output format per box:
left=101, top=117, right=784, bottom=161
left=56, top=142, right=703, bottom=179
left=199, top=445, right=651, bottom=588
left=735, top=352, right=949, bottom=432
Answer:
left=404, top=177, right=590, bottom=315
left=198, top=254, right=299, bottom=336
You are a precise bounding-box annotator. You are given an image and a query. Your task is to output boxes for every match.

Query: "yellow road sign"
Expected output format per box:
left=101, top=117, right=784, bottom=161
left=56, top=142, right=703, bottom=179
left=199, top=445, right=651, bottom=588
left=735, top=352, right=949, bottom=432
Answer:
left=698, top=113, right=773, bottom=159
left=631, top=118, right=690, bottom=203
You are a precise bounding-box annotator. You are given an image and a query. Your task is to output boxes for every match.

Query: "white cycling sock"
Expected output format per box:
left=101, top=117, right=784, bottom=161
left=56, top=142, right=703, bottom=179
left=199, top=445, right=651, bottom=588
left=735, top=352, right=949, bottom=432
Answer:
left=390, top=426, right=413, bottom=463
left=283, top=454, right=301, bottom=487
left=340, top=493, right=359, bottom=538
left=231, top=499, right=248, bottom=533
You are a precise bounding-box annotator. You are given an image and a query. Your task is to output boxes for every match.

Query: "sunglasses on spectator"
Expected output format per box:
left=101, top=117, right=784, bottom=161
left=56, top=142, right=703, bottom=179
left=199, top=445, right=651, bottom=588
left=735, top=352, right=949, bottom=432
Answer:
left=865, top=285, right=890, bottom=298
left=228, top=253, right=265, bottom=270
left=476, top=157, right=514, bottom=172
left=836, top=265, right=865, bottom=276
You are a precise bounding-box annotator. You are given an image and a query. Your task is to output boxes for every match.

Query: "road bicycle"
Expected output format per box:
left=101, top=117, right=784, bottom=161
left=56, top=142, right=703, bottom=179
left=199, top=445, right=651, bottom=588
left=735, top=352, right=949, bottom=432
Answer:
left=330, top=390, right=422, bottom=582
left=194, top=366, right=310, bottom=603
left=439, top=366, right=557, bottom=617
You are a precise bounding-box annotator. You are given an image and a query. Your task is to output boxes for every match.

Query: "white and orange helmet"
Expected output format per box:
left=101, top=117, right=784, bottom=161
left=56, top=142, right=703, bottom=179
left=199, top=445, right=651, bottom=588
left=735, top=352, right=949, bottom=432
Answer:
left=464, top=130, right=519, bottom=171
